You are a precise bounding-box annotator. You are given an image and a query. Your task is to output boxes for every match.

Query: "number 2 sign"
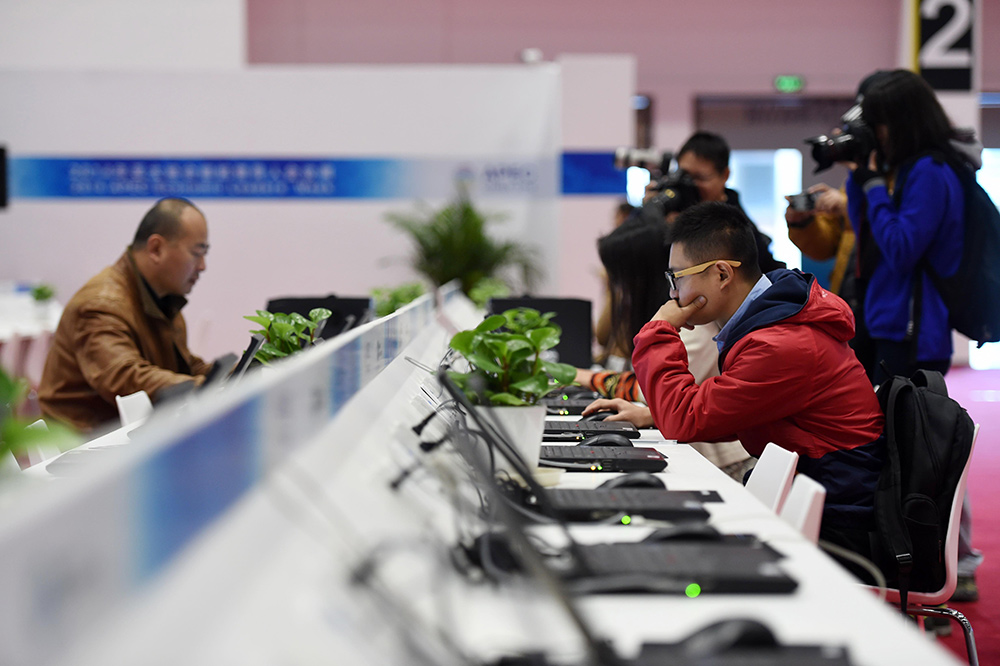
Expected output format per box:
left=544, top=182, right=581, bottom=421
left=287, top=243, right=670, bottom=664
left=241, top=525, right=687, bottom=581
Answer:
left=917, top=0, right=977, bottom=91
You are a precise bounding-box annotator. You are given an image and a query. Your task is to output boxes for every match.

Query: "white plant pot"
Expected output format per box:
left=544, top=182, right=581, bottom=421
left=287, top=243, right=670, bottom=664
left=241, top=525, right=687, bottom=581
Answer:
left=474, top=404, right=546, bottom=479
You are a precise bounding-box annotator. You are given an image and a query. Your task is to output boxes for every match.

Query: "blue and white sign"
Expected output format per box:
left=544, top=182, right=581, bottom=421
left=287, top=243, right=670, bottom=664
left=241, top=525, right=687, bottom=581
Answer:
left=10, top=156, right=563, bottom=200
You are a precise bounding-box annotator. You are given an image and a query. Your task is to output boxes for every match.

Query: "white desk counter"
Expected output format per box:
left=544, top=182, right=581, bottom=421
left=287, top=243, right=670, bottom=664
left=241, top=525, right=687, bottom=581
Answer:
left=0, top=307, right=962, bottom=666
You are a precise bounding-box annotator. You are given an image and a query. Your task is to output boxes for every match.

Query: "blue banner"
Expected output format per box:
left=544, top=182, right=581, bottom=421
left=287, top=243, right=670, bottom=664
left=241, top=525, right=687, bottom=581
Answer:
left=561, top=151, right=626, bottom=195
left=7, top=153, right=621, bottom=199
left=10, top=157, right=403, bottom=199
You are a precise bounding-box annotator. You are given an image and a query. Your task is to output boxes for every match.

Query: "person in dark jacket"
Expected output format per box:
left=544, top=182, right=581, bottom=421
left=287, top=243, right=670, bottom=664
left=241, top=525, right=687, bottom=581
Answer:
left=676, top=132, right=786, bottom=273
left=591, top=202, right=884, bottom=555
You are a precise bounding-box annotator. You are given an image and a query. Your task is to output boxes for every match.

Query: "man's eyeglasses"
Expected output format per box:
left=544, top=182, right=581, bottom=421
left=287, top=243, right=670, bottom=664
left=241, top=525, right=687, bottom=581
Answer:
left=665, top=260, right=742, bottom=292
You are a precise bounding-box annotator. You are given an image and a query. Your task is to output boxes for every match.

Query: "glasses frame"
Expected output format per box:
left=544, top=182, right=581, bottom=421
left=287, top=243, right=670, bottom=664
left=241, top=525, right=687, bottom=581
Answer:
left=665, top=259, right=742, bottom=292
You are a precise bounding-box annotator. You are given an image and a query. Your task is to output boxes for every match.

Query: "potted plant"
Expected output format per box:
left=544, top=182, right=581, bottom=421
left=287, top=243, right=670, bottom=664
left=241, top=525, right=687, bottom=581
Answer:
left=1, top=367, right=78, bottom=476
left=30, top=283, right=56, bottom=321
left=466, top=276, right=511, bottom=310
left=244, top=308, right=332, bottom=365
left=372, top=282, right=426, bottom=317
left=446, top=308, right=575, bottom=476
left=386, top=185, right=540, bottom=300
left=30, top=283, right=55, bottom=303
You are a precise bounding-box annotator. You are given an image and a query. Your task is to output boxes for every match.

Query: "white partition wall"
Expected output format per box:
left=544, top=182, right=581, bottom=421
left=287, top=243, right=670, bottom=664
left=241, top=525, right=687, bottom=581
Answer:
left=0, top=66, right=561, bottom=359
left=0, top=293, right=437, bottom=666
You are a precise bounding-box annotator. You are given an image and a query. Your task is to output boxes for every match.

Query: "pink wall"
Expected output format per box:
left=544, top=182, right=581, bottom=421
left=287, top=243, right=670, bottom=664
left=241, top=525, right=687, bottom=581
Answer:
left=248, top=0, right=1000, bottom=140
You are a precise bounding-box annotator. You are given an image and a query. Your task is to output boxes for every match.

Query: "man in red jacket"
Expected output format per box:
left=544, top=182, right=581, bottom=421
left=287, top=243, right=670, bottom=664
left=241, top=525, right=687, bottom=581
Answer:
left=588, top=201, right=884, bottom=555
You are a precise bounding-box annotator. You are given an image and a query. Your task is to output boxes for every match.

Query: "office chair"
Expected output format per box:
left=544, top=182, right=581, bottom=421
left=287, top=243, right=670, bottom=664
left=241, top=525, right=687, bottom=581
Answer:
left=865, top=423, right=980, bottom=666
left=744, top=442, right=798, bottom=513
left=778, top=473, right=826, bottom=544
left=488, top=297, right=593, bottom=368
left=116, top=390, right=153, bottom=426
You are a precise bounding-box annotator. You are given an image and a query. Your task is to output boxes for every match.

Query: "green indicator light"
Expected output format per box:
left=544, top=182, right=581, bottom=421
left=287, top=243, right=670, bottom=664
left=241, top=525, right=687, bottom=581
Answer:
left=774, top=75, right=804, bottom=93
left=685, top=583, right=702, bottom=598
left=562, top=395, right=568, bottom=400
left=621, top=515, right=632, bottom=525
left=597, top=464, right=603, bottom=471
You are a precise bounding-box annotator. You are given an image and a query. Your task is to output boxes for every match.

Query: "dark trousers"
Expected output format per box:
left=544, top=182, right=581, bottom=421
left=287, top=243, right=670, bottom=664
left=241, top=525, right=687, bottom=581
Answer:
left=820, top=523, right=879, bottom=584
left=851, top=313, right=950, bottom=385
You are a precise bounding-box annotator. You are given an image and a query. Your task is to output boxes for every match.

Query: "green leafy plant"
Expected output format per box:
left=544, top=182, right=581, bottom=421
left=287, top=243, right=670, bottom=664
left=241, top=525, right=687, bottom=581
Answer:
left=372, top=282, right=426, bottom=317
left=30, top=283, right=55, bottom=302
left=1, top=367, right=78, bottom=466
left=467, top=276, right=511, bottom=310
left=447, top=308, right=576, bottom=406
left=244, top=308, right=332, bottom=365
left=386, top=187, right=540, bottom=296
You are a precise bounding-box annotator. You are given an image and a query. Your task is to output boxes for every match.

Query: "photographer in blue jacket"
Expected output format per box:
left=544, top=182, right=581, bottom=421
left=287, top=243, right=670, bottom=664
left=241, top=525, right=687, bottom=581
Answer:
left=845, top=69, right=965, bottom=382
left=844, top=68, right=982, bottom=607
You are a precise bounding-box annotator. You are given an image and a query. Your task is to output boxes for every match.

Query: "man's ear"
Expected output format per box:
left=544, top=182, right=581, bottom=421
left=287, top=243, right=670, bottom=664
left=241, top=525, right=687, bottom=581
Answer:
left=144, top=234, right=166, bottom=260
left=716, top=261, right=736, bottom=288
left=721, top=166, right=731, bottom=183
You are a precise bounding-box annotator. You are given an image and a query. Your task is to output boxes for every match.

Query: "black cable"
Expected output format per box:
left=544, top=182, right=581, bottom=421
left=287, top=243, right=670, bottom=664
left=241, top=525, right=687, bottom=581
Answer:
left=388, top=400, right=460, bottom=492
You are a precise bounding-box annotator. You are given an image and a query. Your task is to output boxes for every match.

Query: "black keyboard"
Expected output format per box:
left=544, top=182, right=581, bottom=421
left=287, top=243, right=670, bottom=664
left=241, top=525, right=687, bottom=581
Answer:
left=570, top=541, right=797, bottom=594
left=542, top=446, right=642, bottom=460
left=543, top=420, right=639, bottom=438
left=539, top=445, right=667, bottom=473
left=542, top=398, right=596, bottom=415
left=548, top=488, right=721, bottom=509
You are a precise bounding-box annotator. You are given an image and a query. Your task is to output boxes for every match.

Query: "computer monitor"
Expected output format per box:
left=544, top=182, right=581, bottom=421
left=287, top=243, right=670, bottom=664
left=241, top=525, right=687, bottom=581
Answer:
left=265, top=295, right=373, bottom=340
left=230, top=333, right=265, bottom=383
left=435, top=369, right=621, bottom=665
left=488, top=297, right=593, bottom=367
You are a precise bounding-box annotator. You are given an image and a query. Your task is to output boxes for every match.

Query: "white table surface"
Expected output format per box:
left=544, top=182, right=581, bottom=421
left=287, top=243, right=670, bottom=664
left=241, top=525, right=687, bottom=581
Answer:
left=14, top=411, right=961, bottom=666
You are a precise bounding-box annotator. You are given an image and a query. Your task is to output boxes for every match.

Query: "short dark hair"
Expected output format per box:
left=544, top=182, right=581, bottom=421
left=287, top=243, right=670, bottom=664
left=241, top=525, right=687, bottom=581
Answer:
left=678, top=131, right=730, bottom=174
left=670, top=202, right=761, bottom=281
left=132, top=198, right=200, bottom=249
left=861, top=69, right=955, bottom=168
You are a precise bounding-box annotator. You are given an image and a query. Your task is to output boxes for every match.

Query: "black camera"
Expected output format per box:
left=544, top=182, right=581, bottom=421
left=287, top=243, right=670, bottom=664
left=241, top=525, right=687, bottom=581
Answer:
left=613, top=148, right=701, bottom=223
left=614, top=147, right=673, bottom=174
left=804, top=104, right=877, bottom=173
left=643, top=169, right=700, bottom=218
left=787, top=191, right=817, bottom=212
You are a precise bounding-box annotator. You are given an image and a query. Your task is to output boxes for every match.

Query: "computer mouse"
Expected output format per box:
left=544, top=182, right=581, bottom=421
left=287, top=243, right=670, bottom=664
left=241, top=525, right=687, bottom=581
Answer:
left=579, top=411, right=612, bottom=423
left=598, top=471, right=665, bottom=490
left=578, top=433, right=633, bottom=447
left=677, top=618, right=778, bottom=656
left=642, top=523, right=722, bottom=543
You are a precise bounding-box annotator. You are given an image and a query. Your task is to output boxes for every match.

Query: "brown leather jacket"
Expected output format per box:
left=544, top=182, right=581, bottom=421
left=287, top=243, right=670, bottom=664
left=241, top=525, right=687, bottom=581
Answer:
left=38, top=251, right=211, bottom=432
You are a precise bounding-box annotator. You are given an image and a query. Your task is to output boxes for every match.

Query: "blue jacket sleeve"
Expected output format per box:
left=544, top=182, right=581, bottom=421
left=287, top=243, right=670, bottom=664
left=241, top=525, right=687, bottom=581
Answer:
left=863, top=160, right=954, bottom=274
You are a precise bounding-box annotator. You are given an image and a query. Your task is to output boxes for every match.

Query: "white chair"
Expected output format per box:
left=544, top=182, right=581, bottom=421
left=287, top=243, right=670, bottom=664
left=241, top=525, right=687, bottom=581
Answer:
left=867, top=423, right=980, bottom=666
left=115, top=390, right=153, bottom=426
left=779, top=473, right=826, bottom=544
left=744, top=442, right=798, bottom=513
left=0, top=449, right=22, bottom=477
left=22, top=419, right=62, bottom=467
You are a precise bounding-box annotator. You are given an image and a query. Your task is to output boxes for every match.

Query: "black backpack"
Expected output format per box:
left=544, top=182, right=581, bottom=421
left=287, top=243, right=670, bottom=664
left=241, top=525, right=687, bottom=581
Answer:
left=871, top=369, right=975, bottom=612
left=894, top=152, right=1000, bottom=347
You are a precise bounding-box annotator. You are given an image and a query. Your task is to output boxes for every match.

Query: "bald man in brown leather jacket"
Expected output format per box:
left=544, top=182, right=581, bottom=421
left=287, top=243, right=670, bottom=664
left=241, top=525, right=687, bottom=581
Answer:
left=38, top=198, right=213, bottom=432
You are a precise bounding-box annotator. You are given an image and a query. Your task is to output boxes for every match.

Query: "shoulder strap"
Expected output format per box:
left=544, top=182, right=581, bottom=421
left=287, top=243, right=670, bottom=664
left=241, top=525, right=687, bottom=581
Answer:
left=875, top=377, right=914, bottom=613
left=892, top=154, right=950, bottom=370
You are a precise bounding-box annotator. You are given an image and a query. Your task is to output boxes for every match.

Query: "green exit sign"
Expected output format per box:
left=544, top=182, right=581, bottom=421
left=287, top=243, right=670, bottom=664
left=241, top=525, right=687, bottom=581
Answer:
left=774, top=75, right=805, bottom=93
